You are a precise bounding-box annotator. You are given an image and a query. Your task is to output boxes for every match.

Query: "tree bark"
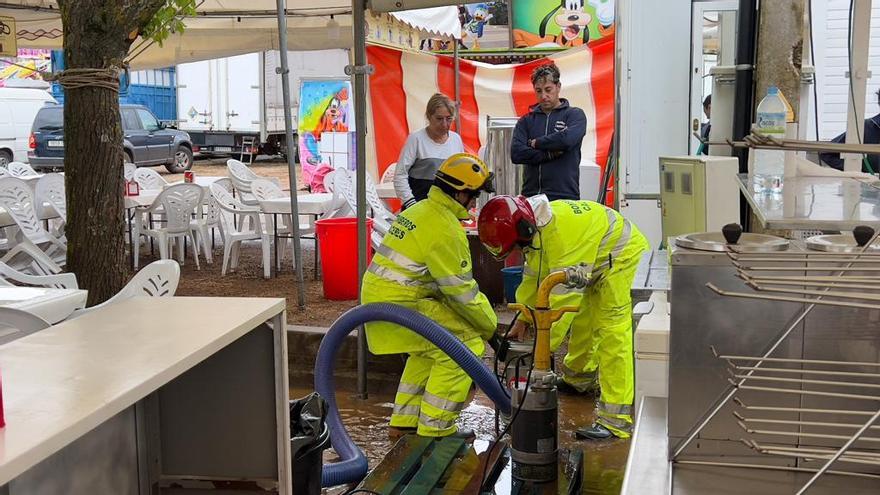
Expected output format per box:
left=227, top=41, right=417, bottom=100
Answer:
left=58, top=0, right=165, bottom=305
left=755, top=0, right=805, bottom=118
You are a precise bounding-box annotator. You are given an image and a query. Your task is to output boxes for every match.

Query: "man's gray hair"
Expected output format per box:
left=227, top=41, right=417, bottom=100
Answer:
left=531, top=63, right=561, bottom=86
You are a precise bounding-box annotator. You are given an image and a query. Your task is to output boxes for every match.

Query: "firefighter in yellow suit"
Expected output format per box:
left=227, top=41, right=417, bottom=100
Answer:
left=477, top=194, right=649, bottom=440
left=361, top=153, right=497, bottom=438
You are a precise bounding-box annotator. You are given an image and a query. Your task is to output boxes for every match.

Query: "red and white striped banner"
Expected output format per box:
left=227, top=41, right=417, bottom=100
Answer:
left=366, top=37, right=615, bottom=188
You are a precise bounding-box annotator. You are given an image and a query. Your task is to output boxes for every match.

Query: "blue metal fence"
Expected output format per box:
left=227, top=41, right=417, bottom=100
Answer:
left=50, top=50, right=178, bottom=122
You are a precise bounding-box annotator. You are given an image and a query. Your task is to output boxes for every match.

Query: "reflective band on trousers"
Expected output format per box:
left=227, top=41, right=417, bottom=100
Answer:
left=393, top=404, right=421, bottom=417
left=435, top=271, right=474, bottom=287
left=598, top=401, right=633, bottom=416
left=376, top=244, right=428, bottom=275
left=422, top=391, right=466, bottom=413
left=598, top=415, right=633, bottom=432
left=368, top=263, right=437, bottom=289
left=523, top=266, right=537, bottom=277
left=560, top=362, right=597, bottom=381
left=446, top=284, right=479, bottom=304
left=419, top=415, right=456, bottom=431
left=397, top=382, right=426, bottom=396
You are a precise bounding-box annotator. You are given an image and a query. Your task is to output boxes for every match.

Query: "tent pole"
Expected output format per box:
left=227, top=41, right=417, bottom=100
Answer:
left=353, top=0, right=370, bottom=399
left=454, top=40, right=461, bottom=132
left=275, top=0, right=306, bottom=310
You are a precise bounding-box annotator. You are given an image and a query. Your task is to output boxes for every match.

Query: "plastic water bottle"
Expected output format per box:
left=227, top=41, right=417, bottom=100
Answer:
left=754, top=86, right=787, bottom=193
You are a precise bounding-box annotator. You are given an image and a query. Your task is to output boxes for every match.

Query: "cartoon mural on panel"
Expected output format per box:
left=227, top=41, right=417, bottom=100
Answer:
left=297, top=79, right=353, bottom=188
left=512, top=0, right=614, bottom=49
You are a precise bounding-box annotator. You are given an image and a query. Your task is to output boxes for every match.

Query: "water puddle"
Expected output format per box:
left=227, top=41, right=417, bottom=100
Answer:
left=292, top=386, right=628, bottom=494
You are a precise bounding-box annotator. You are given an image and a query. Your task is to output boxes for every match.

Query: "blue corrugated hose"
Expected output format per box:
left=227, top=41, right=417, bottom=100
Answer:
left=314, top=303, right=512, bottom=487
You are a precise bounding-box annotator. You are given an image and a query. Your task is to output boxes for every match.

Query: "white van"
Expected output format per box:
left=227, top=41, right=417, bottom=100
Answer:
left=0, top=83, right=57, bottom=166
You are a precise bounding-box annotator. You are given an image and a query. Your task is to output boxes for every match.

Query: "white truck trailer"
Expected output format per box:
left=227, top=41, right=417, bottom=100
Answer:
left=176, top=49, right=350, bottom=160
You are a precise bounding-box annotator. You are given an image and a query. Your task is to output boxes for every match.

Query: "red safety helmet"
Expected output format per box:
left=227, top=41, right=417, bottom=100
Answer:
left=477, top=195, right=537, bottom=259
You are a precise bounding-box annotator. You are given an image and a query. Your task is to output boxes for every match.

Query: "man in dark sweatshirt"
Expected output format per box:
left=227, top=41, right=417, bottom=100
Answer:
left=819, top=88, right=880, bottom=173
left=510, top=62, right=587, bottom=200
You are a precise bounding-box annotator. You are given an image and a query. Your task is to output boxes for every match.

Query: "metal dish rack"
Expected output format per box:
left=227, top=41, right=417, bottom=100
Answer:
left=694, top=226, right=880, bottom=493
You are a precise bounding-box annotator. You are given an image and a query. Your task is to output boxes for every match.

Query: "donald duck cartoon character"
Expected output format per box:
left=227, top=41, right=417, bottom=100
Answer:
left=464, top=3, right=493, bottom=50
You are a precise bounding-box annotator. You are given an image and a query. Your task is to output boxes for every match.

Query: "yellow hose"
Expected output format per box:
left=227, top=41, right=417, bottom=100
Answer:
left=509, top=270, right=580, bottom=372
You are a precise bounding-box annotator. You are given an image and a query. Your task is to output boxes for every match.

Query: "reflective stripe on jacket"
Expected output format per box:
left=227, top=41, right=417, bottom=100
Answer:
left=361, top=186, right=498, bottom=354
left=515, top=199, right=649, bottom=327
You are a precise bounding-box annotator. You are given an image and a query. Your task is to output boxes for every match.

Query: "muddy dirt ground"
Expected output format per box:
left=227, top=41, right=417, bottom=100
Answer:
left=147, top=155, right=358, bottom=326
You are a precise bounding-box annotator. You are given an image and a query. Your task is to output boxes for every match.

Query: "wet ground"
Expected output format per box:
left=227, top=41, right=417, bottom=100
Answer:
left=292, top=383, right=629, bottom=494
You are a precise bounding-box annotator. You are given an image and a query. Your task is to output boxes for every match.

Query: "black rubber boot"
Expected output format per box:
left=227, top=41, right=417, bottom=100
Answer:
left=574, top=423, right=615, bottom=440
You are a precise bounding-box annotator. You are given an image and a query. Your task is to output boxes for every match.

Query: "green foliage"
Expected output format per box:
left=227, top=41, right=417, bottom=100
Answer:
left=142, top=0, right=197, bottom=45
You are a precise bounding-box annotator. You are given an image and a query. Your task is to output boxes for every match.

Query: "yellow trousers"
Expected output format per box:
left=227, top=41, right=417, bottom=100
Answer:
left=552, top=256, right=639, bottom=438
left=389, top=336, right=485, bottom=437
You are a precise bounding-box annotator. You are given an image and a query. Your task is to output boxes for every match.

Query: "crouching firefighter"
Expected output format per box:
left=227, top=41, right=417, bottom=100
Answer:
left=477, top=194, right=649, bottom=440
left=361, top=153, right=497, bottom=438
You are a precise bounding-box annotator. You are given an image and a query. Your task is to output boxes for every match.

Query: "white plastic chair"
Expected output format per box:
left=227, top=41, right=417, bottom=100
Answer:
left=0, top=261, right=78, bottom=289
left=70, top=260, right=180, bottom=318
left=365, top=172, right=396, bottom=235
left=190, top=180, right=226, bottom=265
left=7, top=162, right=39, bottom=178
left=0, top=177, right=66, bottom=274
left=133, top=183, right=203, bottom=269
left=332, top=169, right=388, bottom=249
left=251, top=178, right=319, bottom=271
left=251, top=177, right=317, bottom=236
left=133, top=167, right=168, bottom=190
left=210, top=181, right=273, bottom=278
left=0, top=307, right=51, bottom=345
left=123, top=163, right=137, bottom=181
left=34, top=173, right=66, bottom=240
left=226, top=159, right=260, bottom=205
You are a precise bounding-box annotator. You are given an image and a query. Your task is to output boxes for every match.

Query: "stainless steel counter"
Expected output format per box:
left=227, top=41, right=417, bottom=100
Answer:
left=736, top=173, right=880, bottom=231
left=623, top=397, right=880, bottom=495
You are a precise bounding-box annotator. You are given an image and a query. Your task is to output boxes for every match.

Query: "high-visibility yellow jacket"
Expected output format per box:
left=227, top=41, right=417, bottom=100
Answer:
left=361, top=186, right=498, bottom=355
left=515, top=198, right=649, bottom=330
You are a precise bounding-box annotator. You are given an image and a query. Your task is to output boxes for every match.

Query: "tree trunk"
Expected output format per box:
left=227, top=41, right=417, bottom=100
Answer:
left=58, top=0, right=164, bottom=305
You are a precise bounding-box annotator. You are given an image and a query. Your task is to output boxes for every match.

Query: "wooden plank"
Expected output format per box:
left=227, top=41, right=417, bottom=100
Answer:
left=400, top=438, right=466, bottom=495
left=359, top=435, right=434, bottom=495
left=461, top=440, right=508, bottom=495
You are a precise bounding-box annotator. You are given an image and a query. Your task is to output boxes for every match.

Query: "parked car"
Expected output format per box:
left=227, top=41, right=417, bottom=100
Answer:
left=0, top=85, right=57, bottom=167
left=28, top=104, right=194, bottom=173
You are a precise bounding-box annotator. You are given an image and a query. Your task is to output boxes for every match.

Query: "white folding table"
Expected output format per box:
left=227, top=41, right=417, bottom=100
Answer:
left=0, top=296, right=291, bottom=494
left=259, top=193, right=334, bottom=278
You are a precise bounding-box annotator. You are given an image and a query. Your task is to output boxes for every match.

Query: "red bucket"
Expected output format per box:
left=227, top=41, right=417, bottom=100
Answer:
left=315, top=218, right=373, bottom=300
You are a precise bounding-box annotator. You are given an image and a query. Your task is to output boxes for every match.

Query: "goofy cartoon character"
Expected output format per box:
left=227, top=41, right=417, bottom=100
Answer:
left=313, top=87, right=349, bottom=141
left=513, top=0, right=602, bottom=48
left=538, top=0, right=592, bottom=48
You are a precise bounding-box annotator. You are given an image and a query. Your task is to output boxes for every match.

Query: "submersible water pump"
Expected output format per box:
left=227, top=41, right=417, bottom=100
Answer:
left=505, top=267, right=590, bottom=482
left=509, top=367, right=559, bottom=481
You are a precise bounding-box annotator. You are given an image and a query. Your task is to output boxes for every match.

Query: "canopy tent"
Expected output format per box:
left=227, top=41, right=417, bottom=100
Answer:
left=0, top=0, right=471, bottom=398
left=1, top=1, right=460, bottom=69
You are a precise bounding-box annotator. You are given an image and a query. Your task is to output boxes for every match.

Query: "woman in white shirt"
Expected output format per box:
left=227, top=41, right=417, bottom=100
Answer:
left=394, top=93, right=465, bottom=209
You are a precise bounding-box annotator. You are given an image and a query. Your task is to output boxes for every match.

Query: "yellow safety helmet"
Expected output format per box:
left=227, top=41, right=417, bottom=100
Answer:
left=434, top=153, right=495, bottom=194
